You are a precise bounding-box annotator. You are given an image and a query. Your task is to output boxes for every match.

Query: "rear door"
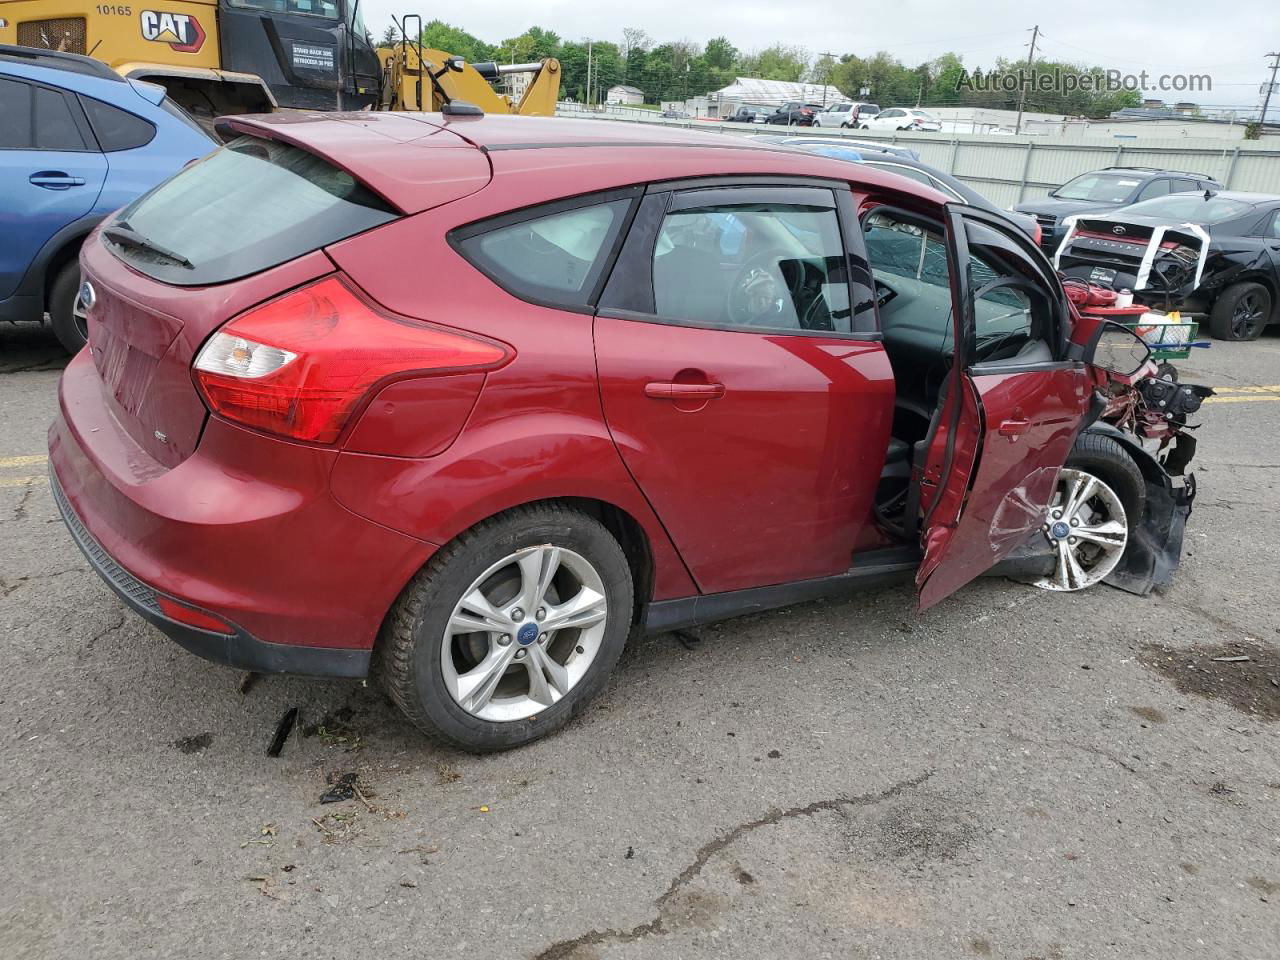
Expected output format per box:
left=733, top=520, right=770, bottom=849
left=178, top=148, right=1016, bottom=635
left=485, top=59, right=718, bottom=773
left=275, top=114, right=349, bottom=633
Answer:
left=915, top=206, right=1092, bottom=609
left=593, top=182, right=894, bottom=594
left=0, top=76, right=105, bottom=299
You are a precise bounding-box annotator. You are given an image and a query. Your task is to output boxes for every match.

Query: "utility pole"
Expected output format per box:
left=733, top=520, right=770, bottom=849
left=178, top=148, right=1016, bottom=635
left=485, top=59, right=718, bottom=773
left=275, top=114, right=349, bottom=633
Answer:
left=1014, top=24, right=1039, bottom=135
left=818, top=52, right=836, bottom=106
left=1261, top=51, right=1280, bottom=127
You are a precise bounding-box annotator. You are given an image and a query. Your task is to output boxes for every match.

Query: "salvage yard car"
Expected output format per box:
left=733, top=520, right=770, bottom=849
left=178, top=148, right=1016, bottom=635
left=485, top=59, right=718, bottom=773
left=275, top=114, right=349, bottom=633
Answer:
left=1055, top=190, right=1280, bottom=341
left=1015, top=165, right=1222, bottom=254
left=0, top=45, right=213, bottom=353
left=51, top=114, right=1195, bottom=751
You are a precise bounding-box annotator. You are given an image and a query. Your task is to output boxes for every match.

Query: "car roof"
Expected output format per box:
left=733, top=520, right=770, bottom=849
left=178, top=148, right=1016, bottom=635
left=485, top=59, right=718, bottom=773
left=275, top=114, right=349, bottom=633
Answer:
left=0, top=43, right=122, bottom=82
left=223, top=112, right=952, bottom=214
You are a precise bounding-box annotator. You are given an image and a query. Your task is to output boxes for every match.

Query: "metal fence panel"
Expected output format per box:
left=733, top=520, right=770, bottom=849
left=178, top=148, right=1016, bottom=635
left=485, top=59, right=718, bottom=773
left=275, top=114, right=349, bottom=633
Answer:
left=556, top=107, right=1280, bottom=206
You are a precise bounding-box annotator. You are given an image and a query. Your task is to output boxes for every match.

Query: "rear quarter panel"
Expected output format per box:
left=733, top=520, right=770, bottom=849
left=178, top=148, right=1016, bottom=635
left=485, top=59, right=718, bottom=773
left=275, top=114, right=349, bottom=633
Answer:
left=325, top=207, right=698, bottom=603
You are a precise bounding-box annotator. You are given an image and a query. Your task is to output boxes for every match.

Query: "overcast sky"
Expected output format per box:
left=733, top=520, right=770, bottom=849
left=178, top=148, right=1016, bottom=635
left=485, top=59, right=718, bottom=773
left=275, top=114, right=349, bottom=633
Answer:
left=358, top=1, right=1278, bottom=109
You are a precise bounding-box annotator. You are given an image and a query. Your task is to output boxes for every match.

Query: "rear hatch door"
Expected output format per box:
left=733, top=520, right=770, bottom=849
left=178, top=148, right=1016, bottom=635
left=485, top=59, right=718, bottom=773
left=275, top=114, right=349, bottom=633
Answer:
left=81, top=113, right=490, bottom=468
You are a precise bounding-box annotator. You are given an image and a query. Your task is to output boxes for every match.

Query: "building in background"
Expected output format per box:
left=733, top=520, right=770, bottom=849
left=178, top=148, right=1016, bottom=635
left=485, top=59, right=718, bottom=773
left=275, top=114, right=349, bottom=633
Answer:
left=605, top=84, right=644, bottom=105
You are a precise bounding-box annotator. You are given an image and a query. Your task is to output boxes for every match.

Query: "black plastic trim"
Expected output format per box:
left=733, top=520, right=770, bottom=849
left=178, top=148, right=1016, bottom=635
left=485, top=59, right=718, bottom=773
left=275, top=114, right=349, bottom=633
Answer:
left=51, top=468, right=370, bottom=679
left=643, top=547, right=919, bottom=633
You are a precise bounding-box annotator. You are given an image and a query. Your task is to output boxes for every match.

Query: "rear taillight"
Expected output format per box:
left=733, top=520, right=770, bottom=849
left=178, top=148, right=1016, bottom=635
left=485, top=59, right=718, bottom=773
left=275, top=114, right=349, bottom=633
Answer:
left=193, top=275, right=509, bottom=444
left=1031, top=221, right=1043, bottom=246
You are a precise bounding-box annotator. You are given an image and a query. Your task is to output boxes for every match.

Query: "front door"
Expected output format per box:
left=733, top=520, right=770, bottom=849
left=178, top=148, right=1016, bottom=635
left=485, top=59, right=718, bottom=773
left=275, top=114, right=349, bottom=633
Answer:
left=593, top=183, right=895, bottom=595
left=916, top=206, right=1093, bottom=609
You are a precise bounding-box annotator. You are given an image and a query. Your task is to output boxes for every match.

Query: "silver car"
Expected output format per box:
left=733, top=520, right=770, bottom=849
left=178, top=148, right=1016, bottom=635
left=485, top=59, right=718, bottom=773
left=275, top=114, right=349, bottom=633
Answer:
left=813, top=101, right=880, bottom=129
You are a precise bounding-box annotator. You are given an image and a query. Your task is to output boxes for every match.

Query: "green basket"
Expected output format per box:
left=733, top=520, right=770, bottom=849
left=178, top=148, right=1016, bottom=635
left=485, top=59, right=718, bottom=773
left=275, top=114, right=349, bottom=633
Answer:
left=1121, top=318, right=1200, bottom=361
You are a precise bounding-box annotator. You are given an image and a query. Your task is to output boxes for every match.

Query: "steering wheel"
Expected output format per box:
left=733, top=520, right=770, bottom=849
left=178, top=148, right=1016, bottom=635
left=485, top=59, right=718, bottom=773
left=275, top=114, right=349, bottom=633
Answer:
left=726, top=250, right=798, bottom=327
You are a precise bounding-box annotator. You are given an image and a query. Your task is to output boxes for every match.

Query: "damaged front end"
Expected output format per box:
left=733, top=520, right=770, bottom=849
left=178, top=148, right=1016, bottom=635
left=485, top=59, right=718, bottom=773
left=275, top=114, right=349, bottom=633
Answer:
left=1054, top=215, right=1210, bottom=309
left=998, top=297, right=1213, bottom=596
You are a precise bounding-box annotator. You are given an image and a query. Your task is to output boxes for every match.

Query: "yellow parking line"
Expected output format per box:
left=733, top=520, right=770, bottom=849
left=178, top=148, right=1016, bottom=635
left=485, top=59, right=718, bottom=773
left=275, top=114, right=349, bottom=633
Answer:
left=1211, top=385, right=1280, bottom=394
left=0, top=475, right=43, bottom=488
left=0, top=454, right=47, bottom=469
left=1202, top=395, right=1280, bottom=405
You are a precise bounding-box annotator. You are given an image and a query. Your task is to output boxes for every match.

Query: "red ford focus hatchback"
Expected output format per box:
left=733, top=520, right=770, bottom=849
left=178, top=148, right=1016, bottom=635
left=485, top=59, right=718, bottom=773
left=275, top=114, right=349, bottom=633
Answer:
left=50, top=112, right=1159, bottom=750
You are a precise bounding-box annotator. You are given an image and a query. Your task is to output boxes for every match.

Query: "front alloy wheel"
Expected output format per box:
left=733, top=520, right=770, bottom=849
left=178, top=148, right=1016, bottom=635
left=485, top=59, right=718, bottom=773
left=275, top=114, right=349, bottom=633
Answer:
left=1033, top=468, right=1129, bottom=591
left=443, top=545, right=608, bottom=722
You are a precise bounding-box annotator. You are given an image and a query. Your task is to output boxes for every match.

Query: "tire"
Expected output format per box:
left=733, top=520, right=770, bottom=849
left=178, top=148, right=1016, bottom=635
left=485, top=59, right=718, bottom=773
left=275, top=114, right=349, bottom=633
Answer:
left=841, top=121, right=851, bottom=128
left=1155, top=361, right=1179, bottom=382
left=859, top=123, right=869, bottom=130
left=1208, top=281, right=1271, bottom=341
left=1033, top=433, right=1145, bottom=592
left=376, top=503, right=634, bottom=751
left=48, top=260, right=87, bottom=354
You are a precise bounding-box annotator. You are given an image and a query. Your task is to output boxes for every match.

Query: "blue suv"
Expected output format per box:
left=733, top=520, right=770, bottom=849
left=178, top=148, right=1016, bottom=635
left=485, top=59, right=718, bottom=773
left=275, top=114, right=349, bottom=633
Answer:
left=0, top=45, right=213, bottom=352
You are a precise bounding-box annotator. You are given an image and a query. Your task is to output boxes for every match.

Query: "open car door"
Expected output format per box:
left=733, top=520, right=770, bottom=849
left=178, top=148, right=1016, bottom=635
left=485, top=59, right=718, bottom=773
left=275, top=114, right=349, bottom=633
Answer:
left=915, top=206, right=1094, bottom=609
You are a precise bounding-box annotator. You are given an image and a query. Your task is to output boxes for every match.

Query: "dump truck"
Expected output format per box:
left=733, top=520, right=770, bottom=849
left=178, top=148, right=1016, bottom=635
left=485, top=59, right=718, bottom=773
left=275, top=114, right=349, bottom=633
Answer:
left=0, top=2, right=559, bottom=122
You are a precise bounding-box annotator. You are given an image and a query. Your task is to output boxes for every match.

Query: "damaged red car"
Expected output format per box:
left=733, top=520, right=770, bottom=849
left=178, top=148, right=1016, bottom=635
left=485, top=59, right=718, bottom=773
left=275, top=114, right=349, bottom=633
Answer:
left=50, top=114, right=1198, bottom=751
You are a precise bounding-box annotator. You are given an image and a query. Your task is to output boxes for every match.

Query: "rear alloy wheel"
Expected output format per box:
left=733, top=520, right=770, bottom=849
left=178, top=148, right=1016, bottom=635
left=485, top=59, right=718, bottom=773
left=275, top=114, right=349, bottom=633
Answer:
left=377, top=504, right=633, bottom=751
left=1033, top=468, right=1129, bottom=591
left=1209, top=282, right=1271, bottom=341
left=49, top=260, right=87, bottom=354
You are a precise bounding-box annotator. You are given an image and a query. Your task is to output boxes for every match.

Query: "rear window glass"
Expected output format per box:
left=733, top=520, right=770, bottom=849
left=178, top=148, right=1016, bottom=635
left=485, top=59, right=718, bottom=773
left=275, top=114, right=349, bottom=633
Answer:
left=35, top=87, right=87, bottom=151
left=105, top=135, right=397, bottom=286
left=454, top=199, right=631, bottom=308
left=0, top=77, right=33, bottom=149
left=1119, top=194, right=1253, bottom=224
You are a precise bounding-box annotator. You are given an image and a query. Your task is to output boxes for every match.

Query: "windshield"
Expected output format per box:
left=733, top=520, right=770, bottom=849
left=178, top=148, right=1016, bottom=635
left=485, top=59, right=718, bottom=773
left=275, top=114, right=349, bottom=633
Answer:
left=223, top=0, right=341, bottom=19
left=1118, top=194, right=1253, bottom=224
left=1054, top=172, right=1143, bottom=203
left=106, top=135, right=396, bottom=286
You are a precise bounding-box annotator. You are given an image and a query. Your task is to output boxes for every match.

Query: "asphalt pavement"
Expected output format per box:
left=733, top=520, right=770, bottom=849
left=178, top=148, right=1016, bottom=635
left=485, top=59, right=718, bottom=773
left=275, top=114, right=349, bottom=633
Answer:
left=2, top=320, right=1277, bottom=960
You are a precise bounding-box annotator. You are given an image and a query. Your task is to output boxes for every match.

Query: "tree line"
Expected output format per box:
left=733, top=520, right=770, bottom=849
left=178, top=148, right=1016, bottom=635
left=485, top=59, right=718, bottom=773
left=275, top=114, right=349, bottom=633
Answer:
left=379, top=22, right=1142, bottom=118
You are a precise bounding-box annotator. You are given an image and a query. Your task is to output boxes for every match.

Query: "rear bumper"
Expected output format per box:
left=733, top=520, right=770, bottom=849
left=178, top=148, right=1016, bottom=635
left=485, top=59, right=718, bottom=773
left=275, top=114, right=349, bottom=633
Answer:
left=51, top=468, right=370, bottom=677
left=49, top=349, right=438, bottom=676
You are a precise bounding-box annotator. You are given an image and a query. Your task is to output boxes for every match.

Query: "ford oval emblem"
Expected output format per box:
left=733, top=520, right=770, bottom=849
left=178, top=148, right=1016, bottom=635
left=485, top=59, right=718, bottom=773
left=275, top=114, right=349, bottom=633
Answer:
left=78, top=280, right=96, bottom=311
left=1112, top=225, right=1126, bottom=236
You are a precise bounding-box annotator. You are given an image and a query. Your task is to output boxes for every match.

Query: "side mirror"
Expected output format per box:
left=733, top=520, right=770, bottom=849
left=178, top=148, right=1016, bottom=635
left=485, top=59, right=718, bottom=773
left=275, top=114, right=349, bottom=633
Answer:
left=1086, top=320, right=1151, bottom=377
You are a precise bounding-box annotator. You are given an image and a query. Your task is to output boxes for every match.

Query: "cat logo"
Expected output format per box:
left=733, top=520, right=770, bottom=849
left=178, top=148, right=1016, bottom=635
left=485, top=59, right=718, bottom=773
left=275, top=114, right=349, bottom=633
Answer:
left=139, top=10, right=206, bottom=53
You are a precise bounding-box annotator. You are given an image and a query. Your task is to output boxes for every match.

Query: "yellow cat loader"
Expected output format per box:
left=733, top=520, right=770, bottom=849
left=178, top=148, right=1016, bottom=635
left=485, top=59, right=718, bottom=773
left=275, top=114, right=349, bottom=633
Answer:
left=0, top=2, right=559, bottom=122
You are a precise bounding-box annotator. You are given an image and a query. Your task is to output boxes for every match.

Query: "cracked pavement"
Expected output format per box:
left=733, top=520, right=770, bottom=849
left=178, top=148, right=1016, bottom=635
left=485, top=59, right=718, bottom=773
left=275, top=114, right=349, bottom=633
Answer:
left=2, top=320, right=1278, bottom=960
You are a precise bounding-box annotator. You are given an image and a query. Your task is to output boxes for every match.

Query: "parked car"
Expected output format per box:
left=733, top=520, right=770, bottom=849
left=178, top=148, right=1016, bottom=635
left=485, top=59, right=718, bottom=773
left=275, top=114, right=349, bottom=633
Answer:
left=52, top=113, right=1189, bottom=751
left=1015, top=166, right=1221, bottom=254
left=813, top=101, right=881, bottom=128
left=660, top=108, right=689, bottom=119
left=861, top=108, right=942, bottom=132
left=0, top=44, right=214, bottom=353
left=728, top=106, right=768, bottom=123
left=750, top=136, right=1041, bottom=242
left=764, top=101, right=824, bottom=125
left=1054, top=190, right=1280, bottom=341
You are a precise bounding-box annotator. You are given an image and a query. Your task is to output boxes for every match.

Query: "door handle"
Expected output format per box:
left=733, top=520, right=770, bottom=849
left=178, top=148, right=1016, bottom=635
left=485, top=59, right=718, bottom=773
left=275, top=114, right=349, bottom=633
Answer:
left=29, top=172, right=86, bottom=189
left=644, top=381, right=726, bottom=401
left=998, top=418, right=1030, bottom=438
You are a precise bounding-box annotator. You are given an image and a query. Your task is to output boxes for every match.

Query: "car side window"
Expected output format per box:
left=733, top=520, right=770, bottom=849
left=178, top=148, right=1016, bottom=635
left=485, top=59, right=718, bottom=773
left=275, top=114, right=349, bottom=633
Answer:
left=34, top=87, right=88, bottom=151
left=1270, top=210, right=1280, bottom=239
left=0, top=77, right=33, bottom=149
left=650, top=192, right=852, bottom=334
left=1135, top=178, right=1171, bottom=202
left=79, top=96, right=156, bottom=151
left=454, top=197, right=633, bottom=309
left=1172, top=178, right=1198, bottom=193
